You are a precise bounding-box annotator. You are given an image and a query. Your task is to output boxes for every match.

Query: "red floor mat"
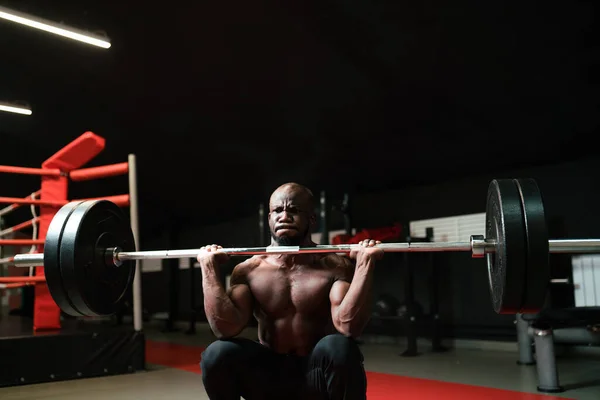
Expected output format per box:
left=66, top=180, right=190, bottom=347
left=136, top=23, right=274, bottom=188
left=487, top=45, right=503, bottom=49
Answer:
left=146, top=340, right=202, bottom=374
left=146, top=340, right=571, bottom=399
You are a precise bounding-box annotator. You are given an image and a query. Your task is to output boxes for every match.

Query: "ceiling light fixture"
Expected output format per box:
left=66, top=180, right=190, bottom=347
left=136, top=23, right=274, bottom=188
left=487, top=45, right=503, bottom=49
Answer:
left=0, top=102, right=32, bottom=116
left=0, top=6, right=111, bottom=49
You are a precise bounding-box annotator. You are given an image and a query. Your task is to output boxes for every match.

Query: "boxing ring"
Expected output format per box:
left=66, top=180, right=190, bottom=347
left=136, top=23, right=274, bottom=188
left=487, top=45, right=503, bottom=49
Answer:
left=0, top=131, right=142, bottom=333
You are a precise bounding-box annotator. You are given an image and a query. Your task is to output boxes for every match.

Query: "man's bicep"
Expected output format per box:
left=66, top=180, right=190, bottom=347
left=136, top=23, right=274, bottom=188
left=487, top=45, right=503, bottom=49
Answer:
left=329, top=256, right=354, bottom=306
left=228, top=284, right=253, bottom=321
left=329, top=279, right=351, bottom=309
left=227, top=263, right=254, bottom=322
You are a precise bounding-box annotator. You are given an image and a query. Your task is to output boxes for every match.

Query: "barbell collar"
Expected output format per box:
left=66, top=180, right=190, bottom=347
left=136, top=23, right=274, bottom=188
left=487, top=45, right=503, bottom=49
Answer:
left=12, top=253, right=43, bottom=268
left=108, top=247, right=123, bottom=267
left=470, top=235, right=487, bottom=258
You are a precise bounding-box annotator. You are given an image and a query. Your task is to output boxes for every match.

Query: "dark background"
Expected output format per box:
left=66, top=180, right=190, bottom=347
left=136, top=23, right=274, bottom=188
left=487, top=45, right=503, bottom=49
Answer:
left=0, top=1, right=598, bottom=340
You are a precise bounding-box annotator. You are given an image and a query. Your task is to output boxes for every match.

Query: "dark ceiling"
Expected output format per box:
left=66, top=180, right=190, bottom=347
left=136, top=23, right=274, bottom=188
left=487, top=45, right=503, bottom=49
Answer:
left=0, top=1, right=598, bottom=233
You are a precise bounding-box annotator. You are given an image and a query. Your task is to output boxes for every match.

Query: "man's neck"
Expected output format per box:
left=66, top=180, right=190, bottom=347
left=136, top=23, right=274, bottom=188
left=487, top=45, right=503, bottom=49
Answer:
left=268, top=238, right=317, bottom=265
left=269, top=238, right=316, bottom=247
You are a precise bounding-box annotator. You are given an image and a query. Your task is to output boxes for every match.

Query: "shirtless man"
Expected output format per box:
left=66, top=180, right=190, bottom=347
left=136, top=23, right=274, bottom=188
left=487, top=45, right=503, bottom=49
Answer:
left=197, top=182, right=383, bottom=400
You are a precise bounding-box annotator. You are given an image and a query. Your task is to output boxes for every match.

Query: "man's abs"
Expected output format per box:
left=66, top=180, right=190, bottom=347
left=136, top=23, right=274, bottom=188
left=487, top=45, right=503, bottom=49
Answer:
left=257, top=312, right=335, bottom=355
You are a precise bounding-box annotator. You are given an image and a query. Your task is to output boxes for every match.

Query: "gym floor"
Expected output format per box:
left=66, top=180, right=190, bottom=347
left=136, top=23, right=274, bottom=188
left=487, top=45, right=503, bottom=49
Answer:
left=1, top=321, right=600, bottom=400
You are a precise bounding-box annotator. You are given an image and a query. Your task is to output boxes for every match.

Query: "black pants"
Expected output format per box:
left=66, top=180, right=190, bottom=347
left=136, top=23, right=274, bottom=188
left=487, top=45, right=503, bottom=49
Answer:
left=200, top=334, right=367, bottom=400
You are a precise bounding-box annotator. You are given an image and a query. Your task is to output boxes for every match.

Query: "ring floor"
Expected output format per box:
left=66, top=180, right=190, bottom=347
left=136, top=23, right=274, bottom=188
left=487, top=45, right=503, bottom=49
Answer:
left=1, top=321, right=600, bottom=400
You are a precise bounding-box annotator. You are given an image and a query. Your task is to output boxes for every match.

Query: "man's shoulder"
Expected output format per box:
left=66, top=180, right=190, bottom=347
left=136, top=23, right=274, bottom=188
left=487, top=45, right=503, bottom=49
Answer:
left=319, top=253, right=354, bottom=280
left=320, top=252, right=353, bottom=267
left=230, top=256, right=264, bottom=285
left=233, top=255, right=265, bottom=274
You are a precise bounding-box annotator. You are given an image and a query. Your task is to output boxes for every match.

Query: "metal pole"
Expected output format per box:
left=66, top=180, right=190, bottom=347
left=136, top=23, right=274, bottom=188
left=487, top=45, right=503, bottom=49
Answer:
left=401, top=225, right=418, bottom=357
left=533, top=328, right=563, bottom=392
left=13, top=238, right=600, bottom=268
left=111, top=239, right=600, bottom=258
left=10, top=243, right=473, bottom=267
left=128, top=154, right=143, bottom=332
left=515, top=313, right=535, bottom=365
left=547, top=239, right=600, bottom=253
left=186, top=257, right=197, bottom=335
left=117, top=242, right=475, bottom=260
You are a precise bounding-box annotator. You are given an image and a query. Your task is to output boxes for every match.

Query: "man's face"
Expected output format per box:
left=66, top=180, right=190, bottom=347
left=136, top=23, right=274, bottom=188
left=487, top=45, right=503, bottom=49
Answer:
left=268, top=188, right=315, bottom=246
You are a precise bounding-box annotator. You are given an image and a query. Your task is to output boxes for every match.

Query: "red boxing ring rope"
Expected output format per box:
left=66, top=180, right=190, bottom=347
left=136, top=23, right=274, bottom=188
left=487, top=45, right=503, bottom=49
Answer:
left=0, top=256, right=14, bottom=264
left=0, top=282, right=36, bottom=289
left=0, top=239, right=44, bottom=246
left=0, top=165, right=62, bottom=176
left=0, top=217, right=39, bottom=237
left=74, top=194, right=130, bottom=207
left=70, top=162, right=128, bottom=181
left=0, top=197, right=67, bottom=207
left=0, top=195, right=130, bottom=209
left=0, top=191, right=40, bottom=217
left=0, top=276, right=45, bottom=283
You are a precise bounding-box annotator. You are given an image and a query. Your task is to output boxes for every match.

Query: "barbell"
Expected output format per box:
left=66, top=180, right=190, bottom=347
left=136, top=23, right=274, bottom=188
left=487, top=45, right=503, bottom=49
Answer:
left=11, top=178, right=600, bottom=318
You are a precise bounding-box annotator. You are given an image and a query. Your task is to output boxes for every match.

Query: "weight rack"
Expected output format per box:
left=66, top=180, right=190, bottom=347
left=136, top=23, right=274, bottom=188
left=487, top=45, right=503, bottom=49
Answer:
left=368, top=225, right=446, bottom=356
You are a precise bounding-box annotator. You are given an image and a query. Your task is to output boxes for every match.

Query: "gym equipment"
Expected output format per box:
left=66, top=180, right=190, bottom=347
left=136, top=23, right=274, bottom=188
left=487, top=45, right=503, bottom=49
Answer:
left=373, top=294, right=401, bottom=317
left=42, top=200, right=136, bottom=318
left=11, top=178, right=600, bottom=318
left=396, top=302, right=424, bottom=320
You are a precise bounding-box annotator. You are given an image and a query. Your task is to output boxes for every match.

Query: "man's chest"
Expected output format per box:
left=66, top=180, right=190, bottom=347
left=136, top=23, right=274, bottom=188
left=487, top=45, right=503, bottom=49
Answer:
left=247, top=265, right=336, bottom=315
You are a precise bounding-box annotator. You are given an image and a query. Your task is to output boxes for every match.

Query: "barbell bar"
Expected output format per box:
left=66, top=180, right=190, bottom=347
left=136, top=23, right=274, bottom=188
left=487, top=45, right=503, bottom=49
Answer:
left=12, top=237, right=600, bottom=266
left=7, top=177, right=600, bottom=319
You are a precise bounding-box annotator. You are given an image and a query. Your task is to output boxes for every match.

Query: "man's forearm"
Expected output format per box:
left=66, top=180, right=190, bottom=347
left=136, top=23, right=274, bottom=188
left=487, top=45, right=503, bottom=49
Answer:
left=336, top=260, right=375, bottom=336
left=201, top=262, right=244, bottom=338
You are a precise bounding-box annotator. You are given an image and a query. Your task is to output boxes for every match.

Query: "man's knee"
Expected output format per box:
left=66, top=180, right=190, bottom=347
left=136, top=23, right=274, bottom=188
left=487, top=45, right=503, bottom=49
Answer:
left=200, top=339, right=246, bottom=373
left=312, top=334, right=363, bottom=367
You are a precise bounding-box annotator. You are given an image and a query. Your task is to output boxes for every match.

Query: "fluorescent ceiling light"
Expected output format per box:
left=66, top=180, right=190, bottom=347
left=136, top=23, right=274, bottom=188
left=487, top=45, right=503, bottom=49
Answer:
left=0, top=102, right=32, bottom=116
left=0, top=6, right=111, bottom=49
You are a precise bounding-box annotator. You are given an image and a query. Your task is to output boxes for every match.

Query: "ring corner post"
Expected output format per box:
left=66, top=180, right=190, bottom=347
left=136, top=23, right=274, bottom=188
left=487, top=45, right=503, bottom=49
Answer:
left=128, top=153, right=143, bottom=333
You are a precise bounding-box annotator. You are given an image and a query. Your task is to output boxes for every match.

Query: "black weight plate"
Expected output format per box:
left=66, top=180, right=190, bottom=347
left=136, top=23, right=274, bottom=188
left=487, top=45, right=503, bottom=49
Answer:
left=514, top=178, right=550, bottom=313
left=486, top=179, right=528, bottom=314
left=44, top=201, right=86, bottom=317
left=59, top=200, right=136, bottom=317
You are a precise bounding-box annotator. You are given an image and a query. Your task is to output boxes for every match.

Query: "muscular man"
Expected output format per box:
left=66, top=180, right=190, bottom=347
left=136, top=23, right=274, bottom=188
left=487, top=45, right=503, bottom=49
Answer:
left=198, top=182, right=383, bottom=400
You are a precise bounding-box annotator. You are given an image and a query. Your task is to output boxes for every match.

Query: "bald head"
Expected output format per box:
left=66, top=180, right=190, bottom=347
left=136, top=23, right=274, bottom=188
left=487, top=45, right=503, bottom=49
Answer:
left=268, top=182, right=317, bottom=246
left=269, top=182, right=315, bottom=211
